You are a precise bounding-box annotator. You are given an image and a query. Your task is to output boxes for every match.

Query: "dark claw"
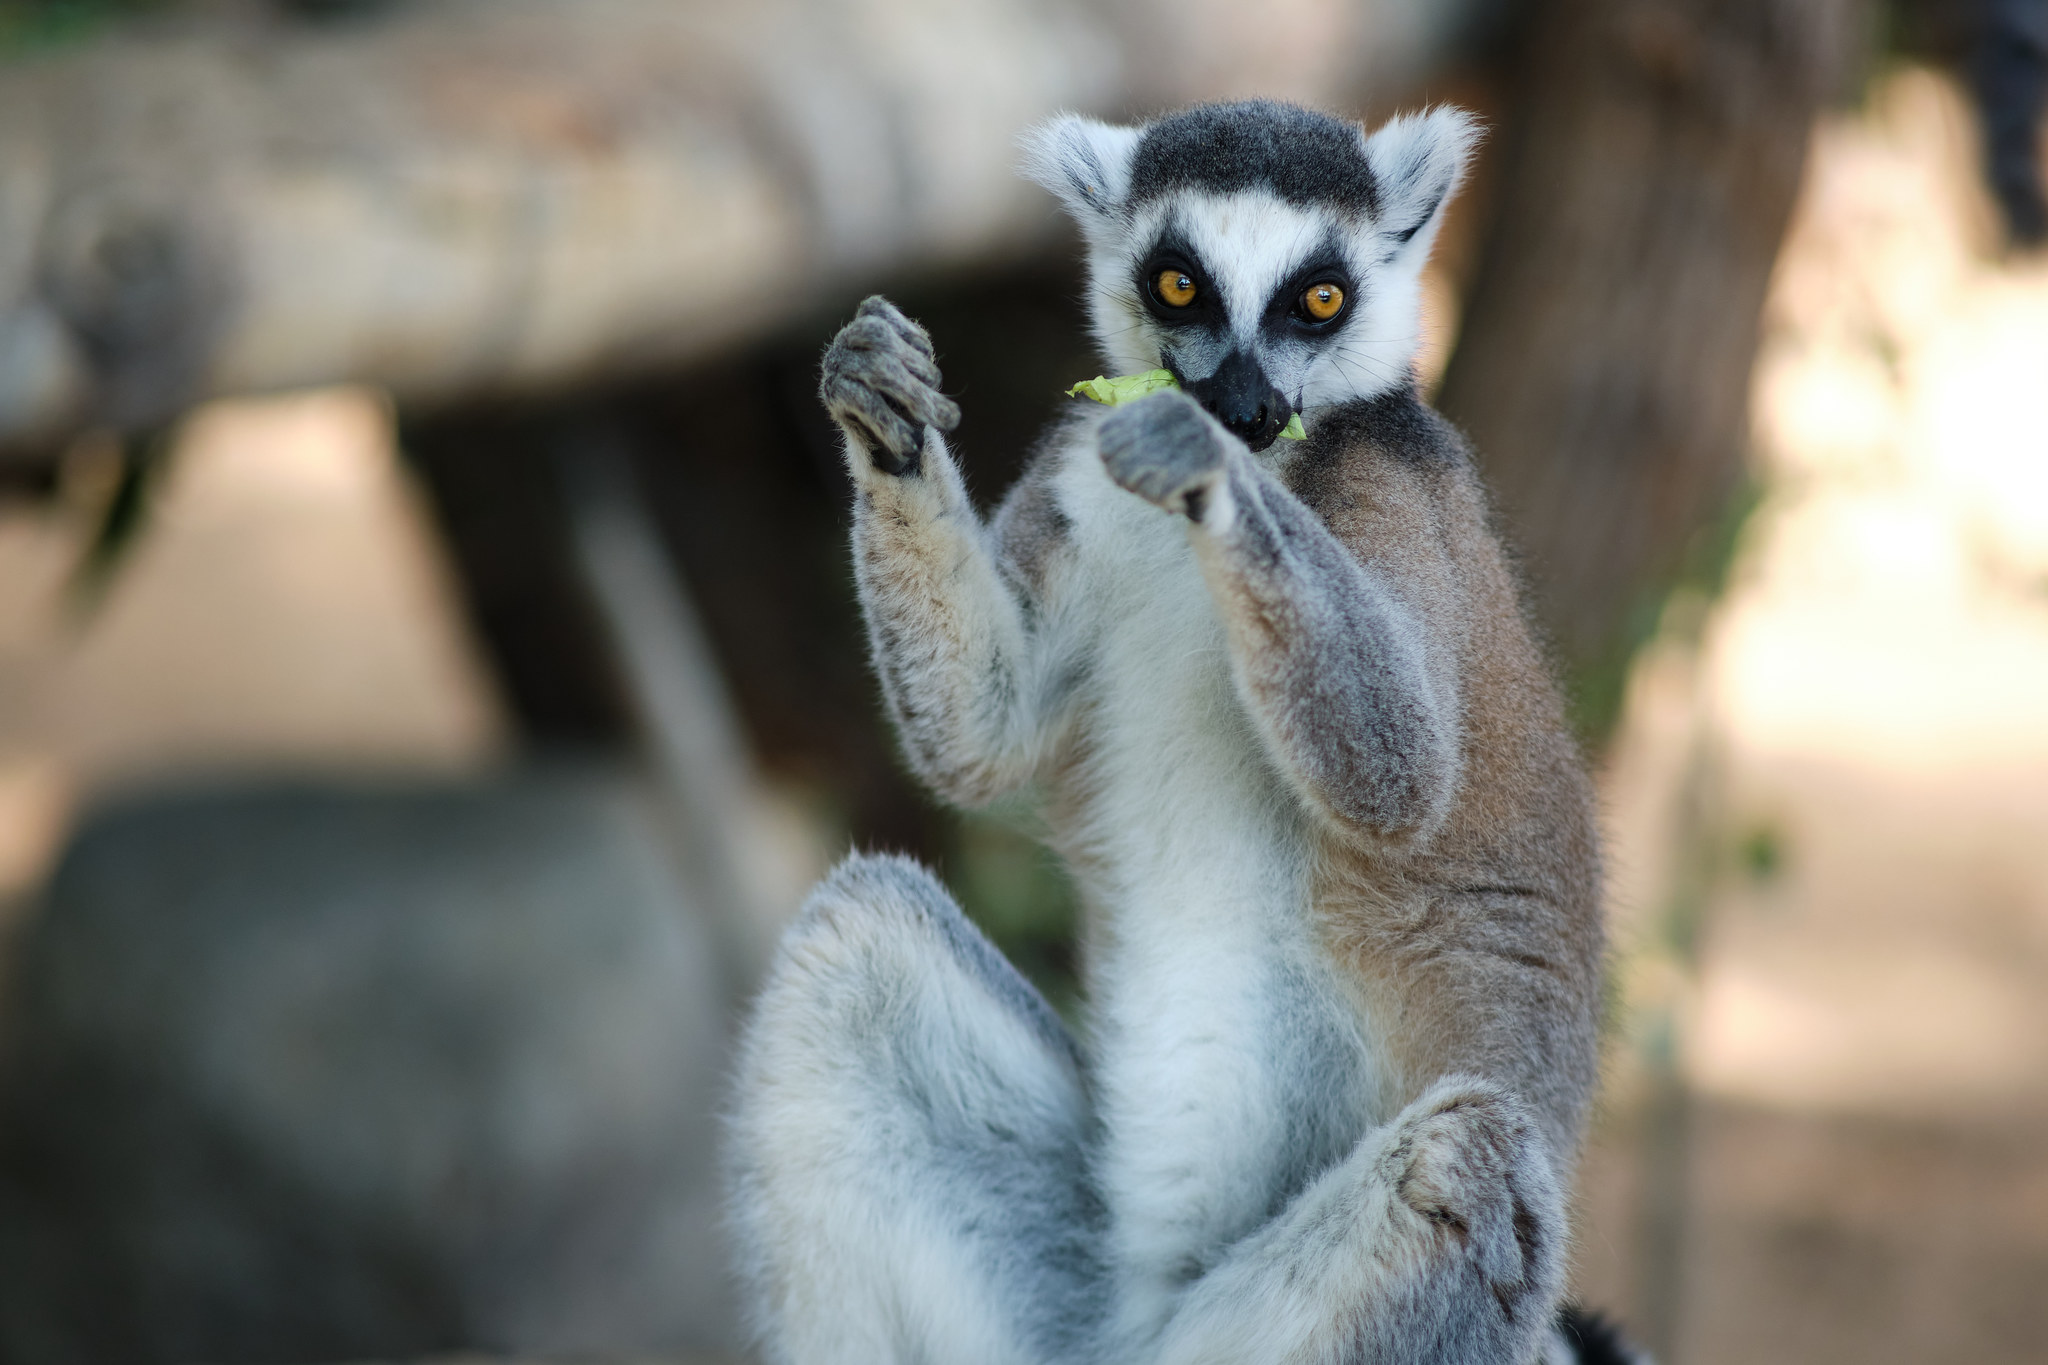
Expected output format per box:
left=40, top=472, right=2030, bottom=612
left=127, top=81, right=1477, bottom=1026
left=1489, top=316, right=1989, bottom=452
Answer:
left=819, top=296, right=959, bottom=476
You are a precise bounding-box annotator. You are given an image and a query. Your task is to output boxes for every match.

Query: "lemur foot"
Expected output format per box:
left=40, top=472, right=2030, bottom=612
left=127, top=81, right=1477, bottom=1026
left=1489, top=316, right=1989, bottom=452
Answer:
left=820, top=296, right=961, bottom=476
left=1097, top=390, right=1228, bottom=520
left=1385, top=1079, right=1567, bottom=1330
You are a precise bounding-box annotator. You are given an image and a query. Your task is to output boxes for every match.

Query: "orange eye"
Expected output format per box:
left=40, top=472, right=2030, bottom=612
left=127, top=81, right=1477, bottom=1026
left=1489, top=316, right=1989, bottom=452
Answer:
left=1302, top=282, right=1344, bottom=321
left=1155, top=270, right=1197, bottom=307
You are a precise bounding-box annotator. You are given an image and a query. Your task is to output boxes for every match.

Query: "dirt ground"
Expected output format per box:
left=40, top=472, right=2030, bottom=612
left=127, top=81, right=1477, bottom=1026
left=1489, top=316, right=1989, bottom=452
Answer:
left=0, top=387, right=507, bottom=911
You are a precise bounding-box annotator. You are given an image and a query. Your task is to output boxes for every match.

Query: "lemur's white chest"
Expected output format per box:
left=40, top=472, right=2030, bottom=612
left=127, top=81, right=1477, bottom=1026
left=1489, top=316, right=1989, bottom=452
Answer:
left=1048, top=445, right=1375, bottom=1326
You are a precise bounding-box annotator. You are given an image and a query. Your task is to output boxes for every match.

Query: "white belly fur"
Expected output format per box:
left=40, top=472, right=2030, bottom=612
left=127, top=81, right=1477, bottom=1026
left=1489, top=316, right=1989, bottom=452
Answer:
left=1051, top=447, right=1378, bottom=1334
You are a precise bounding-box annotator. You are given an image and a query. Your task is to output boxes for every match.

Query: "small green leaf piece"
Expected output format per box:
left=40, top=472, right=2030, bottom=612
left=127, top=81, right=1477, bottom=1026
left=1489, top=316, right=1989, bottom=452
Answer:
left=1065, top=369, right=1180, bottom=406
left=1066, top=370, right=1306, bottom=440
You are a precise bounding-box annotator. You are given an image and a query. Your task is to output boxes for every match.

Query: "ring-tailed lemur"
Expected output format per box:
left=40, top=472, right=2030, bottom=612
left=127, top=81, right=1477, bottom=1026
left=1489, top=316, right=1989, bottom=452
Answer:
left=728, top=100, right=1643, bottom=1365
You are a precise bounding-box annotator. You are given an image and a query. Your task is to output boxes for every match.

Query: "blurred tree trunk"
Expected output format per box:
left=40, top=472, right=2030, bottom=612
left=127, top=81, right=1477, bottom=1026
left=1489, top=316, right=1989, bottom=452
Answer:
left=1437, top=0, right=1868, bottom=737
left=1434, top=9, right=1872, bottom=1357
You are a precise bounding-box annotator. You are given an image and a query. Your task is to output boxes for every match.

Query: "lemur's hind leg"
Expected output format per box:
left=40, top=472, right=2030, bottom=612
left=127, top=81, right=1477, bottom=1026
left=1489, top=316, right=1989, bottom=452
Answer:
left=1149, top=1079, right=1567, bottom=1365
left=728, top=854, right=1105, bottom=1365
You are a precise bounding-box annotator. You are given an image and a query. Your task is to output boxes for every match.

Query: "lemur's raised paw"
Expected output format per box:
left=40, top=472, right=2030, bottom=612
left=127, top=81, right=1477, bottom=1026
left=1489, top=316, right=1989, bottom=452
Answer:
left=1384, top=1080, right=1567, bottom=1329
left=820, top=296, right=962, bottom=476
left=1098, top=390, right=1228, bottom=520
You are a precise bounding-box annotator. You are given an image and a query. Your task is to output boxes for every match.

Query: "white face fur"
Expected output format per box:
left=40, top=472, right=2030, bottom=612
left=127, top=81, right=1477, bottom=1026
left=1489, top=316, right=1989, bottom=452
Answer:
left=1023, top=103, right=1478, bottom=450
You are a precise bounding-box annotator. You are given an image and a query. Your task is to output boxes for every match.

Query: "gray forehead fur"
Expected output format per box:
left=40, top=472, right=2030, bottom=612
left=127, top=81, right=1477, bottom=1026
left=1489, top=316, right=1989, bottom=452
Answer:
left=1127, top=101, right=1379, bottom=218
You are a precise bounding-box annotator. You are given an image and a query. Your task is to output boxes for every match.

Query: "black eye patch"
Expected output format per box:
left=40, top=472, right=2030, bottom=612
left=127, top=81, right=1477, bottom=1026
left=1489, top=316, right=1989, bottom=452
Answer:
left=1135, top=229, right=1224, bottom=326
left=1261, top=247, right=1355, bottom=335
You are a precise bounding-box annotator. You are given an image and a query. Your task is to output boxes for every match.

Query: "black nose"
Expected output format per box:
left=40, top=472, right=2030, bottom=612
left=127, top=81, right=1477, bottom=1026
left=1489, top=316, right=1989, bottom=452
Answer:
left=1183, top=350, right=1289, bottom=452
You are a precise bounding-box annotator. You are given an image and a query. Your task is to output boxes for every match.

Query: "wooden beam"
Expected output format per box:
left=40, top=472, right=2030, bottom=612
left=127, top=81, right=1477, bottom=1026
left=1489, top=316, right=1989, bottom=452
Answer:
left=0, top=0, right=1477, bottom=453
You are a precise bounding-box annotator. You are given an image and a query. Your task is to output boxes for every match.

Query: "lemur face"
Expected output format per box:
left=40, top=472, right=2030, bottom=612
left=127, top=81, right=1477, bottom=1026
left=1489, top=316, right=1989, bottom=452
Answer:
left=1024, top=101, right=1478, bottom=452
left=1118, top=192, right=1364, bottom=450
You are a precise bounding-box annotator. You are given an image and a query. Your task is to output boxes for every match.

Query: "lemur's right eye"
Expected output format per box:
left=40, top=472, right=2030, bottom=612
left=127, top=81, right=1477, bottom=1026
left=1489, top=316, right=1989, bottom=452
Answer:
left=1155, top=270, right=1197, bottom=307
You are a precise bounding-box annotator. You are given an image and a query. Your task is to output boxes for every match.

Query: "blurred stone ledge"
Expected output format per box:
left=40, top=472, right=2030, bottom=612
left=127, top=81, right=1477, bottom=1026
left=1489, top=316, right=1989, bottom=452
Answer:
left=0, top=0, right=1476, bottom=455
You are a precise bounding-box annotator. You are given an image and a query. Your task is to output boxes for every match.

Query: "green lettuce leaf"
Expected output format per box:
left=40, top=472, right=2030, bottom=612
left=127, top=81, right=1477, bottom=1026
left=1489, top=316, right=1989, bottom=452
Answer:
left=1064, top=369, right=1180, bottom=405
left=1067, top=369, right=1308, bottom=440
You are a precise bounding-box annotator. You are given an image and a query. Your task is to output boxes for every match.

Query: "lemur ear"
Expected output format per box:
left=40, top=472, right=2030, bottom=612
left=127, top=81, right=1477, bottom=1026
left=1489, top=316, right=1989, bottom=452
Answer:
left=1361, top=106, right=1481, bottom=261
left=1021, top=114, right=1143, bottom=229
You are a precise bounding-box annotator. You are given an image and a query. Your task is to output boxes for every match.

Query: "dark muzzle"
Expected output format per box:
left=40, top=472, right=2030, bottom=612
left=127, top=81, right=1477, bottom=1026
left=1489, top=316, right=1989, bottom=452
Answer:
left=1184, top=350, right=1290, bottom=452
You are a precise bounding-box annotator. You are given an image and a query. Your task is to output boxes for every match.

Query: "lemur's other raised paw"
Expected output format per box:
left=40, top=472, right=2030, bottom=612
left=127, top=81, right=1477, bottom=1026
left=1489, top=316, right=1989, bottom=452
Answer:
left=1098, top=390, right=1228, bottom=520
left=1385, top=1079, right=1567, bottom=1331
left=820, top=296, right=962, bottom=476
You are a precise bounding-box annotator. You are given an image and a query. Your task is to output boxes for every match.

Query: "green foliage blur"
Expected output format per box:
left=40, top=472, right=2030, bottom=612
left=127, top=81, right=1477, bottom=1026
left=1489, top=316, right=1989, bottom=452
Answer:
left=0, top=0, right=154, bottom=51
left=949, top=805, right=1083, bottom=1020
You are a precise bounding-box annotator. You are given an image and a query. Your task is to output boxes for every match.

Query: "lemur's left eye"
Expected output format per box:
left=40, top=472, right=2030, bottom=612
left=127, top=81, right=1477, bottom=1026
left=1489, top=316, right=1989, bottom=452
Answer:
left=1155, top=270, right=1198, bottom=307
left=1301, top=282, right=1344, bottom=322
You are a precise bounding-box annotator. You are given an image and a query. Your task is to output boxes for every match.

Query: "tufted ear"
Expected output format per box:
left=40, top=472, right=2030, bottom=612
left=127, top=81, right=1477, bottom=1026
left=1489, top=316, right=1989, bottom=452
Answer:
left=1020, top=114, right=1144, bottom=228
left=1361, top=106, right=1481, bottom=262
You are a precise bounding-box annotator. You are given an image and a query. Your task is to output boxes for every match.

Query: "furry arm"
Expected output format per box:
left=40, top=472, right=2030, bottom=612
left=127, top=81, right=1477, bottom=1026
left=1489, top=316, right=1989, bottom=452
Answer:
left=1099, top=392, right=1462, bottom=843
left=822, top=297, right=1060, bottom=806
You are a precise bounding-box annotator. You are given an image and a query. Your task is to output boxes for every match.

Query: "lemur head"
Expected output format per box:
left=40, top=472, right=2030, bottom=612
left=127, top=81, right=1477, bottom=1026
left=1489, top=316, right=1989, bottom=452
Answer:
left=1023, top=100, right=1477, bottom=451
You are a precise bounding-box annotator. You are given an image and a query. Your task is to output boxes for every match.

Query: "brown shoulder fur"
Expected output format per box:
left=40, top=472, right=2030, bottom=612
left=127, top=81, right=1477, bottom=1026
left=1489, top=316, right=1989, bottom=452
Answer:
left=1287, top=390, right=1603, bottom=1158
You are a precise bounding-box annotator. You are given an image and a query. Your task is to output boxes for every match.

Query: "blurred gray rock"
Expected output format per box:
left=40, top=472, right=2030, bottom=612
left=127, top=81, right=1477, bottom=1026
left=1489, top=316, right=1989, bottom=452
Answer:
left=0, top=766, right=737, bottom=1365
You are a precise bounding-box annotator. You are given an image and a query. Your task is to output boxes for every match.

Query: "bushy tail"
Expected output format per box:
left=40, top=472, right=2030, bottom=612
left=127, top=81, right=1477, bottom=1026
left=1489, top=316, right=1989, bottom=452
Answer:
left=1553, top=1304, right=1652, bottom=1365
